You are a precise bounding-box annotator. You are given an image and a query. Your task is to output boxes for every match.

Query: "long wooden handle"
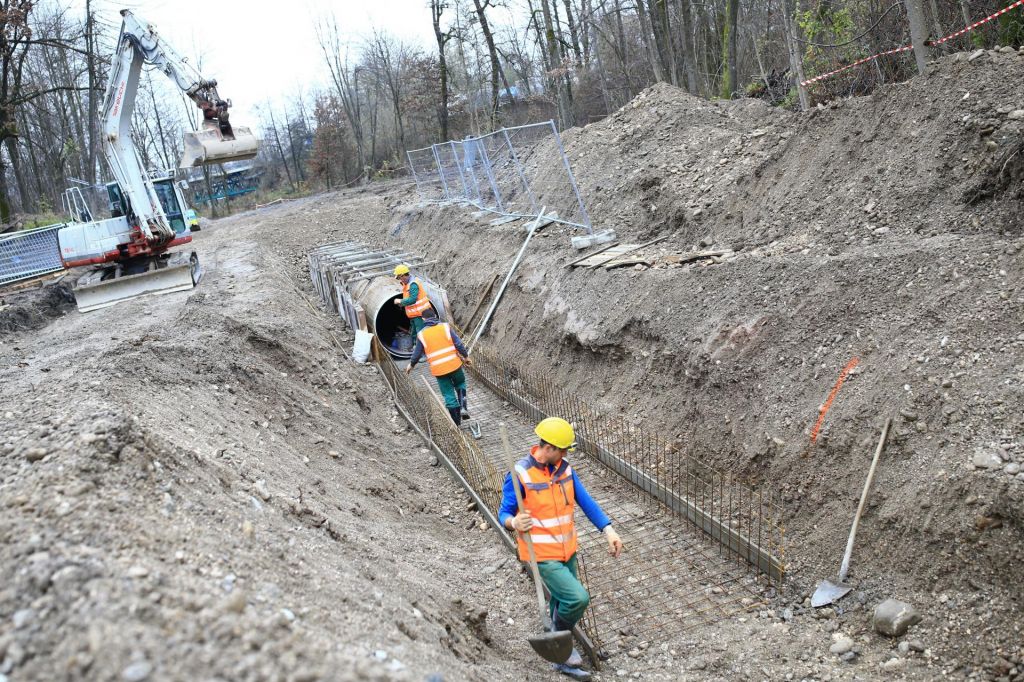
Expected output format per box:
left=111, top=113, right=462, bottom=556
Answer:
left=838, top=417, right=892, bottom=581
left=500, top=423, right=552, bottom=627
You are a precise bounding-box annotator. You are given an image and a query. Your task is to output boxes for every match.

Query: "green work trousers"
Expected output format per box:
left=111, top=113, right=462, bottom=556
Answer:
left=435, top=367, right=467, bottom=409
left=537, top=553, right=590, bottom=629
left=409, top=316, right=427, bottom=338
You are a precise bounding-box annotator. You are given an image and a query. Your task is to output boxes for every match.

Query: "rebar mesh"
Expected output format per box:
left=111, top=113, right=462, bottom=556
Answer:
left=0, top=225, right=65, bottom=287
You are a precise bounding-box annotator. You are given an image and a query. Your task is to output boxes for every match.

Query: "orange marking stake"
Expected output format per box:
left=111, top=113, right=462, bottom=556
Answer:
left=809, top=357, right=860, bottom=446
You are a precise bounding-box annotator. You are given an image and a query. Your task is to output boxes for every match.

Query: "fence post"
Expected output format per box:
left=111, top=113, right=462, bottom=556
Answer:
left=548, top=120, right=592, bottom=233
left=502, top=128, right=539, bottom=214
left=449, top=141, right=470, bottom=202
left=431, top=144, right=451, bottom=201
left=406, top=150, right=423, bottom=198
left=476, top=136, right=506, bottom=212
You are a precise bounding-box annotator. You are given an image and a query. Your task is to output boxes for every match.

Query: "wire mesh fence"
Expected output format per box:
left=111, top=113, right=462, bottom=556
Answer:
left=0, top=224, right=66, bottom=287
left=406, top=121, right=593, bottom=233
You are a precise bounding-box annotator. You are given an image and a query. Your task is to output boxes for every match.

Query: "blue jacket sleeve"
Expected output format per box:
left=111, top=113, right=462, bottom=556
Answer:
left=450, top=329, right=469, bottom=357
left=573, top=471, right=611, bottom=531
left=408, top=338, right=424, bottom=367
left=498, top=472, right=520, bottom=528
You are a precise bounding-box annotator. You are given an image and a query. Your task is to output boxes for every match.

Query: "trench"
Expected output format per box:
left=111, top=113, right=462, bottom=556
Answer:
left=309, top=242, right=786, bottom=661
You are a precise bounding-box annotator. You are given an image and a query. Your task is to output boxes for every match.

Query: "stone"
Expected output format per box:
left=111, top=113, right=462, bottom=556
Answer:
left=968, top=49, right=985, bottom=61
left=254, top=480, right=271, bottom=501
left=127, top=566, right=149, bottom=579
left=973, top=451, right=1003, bottom=469
left=1005, top=463, right=1021, bottom=475
left=829, top=635, right=855, bottom=655
left=429, top=455, right=439, bottom=467
left=122, top=661, right=153, bottom=681
left=222, top=590, right=247, bottom=614
left=1007, top=110, right=1024, bottom=120
left=873, top=599, right=921, bottom=637
left=882, top=657, right=905, bottom=671
left=898, top=641, right=910, bottom=654
left=23, top=447, right=47, bottom=462
left=11, top=609, right=34, bottom=629
left=908, top=640, right=926, bottom=653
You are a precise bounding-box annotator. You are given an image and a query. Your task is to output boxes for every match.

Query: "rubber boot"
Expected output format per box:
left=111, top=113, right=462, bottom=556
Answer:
left=447, top=406, right=462, bottom=426
left=458, top=388, right=470, bottom=420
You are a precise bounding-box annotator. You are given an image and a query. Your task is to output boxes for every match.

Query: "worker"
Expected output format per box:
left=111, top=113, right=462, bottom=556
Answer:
left=499, top=417, right=623, bottom=678
left=404, top=307, right=470, bottom=425
left=393, top=264, right=433, bottom=338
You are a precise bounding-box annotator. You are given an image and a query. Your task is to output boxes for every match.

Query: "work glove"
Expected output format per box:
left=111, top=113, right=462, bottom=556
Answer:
left=510, top=511, right=534, bottom=532
left=604, top=526, right=623, bottom=558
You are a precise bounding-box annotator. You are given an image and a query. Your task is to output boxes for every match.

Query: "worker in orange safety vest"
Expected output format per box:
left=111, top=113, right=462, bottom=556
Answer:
left=499, top=417, right=623, bottom=678
left=404, top=307, right=471, bottom=425
left=393, top=263, right=434, bottom=338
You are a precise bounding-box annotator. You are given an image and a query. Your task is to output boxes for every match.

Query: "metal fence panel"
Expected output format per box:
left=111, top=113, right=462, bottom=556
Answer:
left=0, top=224, right=65, bottom=287
left=407, top=120, right=593, bottom=233
left=406, top=147, right=447, bottom=202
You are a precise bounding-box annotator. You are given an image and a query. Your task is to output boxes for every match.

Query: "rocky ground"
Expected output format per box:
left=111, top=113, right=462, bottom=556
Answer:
left=1, top=46, right=1023, bottom=682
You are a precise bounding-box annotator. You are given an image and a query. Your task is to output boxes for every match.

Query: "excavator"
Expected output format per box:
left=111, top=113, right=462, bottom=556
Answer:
left=58, top=10, right=258, bottom=312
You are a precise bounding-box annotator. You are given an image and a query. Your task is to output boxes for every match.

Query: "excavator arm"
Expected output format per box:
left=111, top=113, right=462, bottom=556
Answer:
left=103, top=9, right=258, bottom=244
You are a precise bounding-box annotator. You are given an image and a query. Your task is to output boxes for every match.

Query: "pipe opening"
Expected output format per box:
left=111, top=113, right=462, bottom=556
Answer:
left=373, top=296, right=417, bottom=360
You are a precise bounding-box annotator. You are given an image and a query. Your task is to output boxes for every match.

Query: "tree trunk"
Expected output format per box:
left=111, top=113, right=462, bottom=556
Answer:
left=648, top=0, right=678, bottom=86
left=927, top=0, right=948, bottom=53
left=268, top=108, right=295, bottom=192
left=5, top=137, right=29, bottom=213
left=431, top=0, right=450, bottom=140
left=562, top=0, right=583, bottom=65
left=635, top=0, right=665, bottom=82
left=86, top=0, right=100, bottom=185
left=675, top=0, right=700, bottom=94
left=472, top=0, right=505, bottom=127
left=781, top=0, right=809, bottom=110
left=721, top=0, right=740, bottom=98
left=540, top=0, right=575, bottom=127
left=904, top=0, right=930, bottom=75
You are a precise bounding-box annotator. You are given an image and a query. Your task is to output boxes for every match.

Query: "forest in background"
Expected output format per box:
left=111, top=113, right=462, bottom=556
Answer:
left=1, top=0, right=1022, bottom=230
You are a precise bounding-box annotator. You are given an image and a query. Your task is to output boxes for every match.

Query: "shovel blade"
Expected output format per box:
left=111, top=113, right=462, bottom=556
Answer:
left=528, top=630, right=574, bottom=664
left=811, top=579, right=852, bottom=608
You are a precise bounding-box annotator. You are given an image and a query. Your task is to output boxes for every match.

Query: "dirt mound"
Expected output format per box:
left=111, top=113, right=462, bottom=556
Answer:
left=341, top=47, right=1024, bottom=677
left=0, top=280, right=75, bottom=337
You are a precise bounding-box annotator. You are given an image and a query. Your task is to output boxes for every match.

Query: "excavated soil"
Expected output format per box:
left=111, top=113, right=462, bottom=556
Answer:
left=2, top=47, right=1023, bottom=681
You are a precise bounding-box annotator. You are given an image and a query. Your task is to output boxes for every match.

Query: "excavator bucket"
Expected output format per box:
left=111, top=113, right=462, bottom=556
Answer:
left=179, top=125, right=259, bottom=167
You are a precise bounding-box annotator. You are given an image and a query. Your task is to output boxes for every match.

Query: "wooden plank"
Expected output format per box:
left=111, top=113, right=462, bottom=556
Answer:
left=463, top=273, right=500, bottom=332
left=573, top=244, right=634, bottom=268
left=565, top=241, right=621, bottom=268
left=589, top=235, right=670, bottom=269
left=604, top=258, right=652, bottom=270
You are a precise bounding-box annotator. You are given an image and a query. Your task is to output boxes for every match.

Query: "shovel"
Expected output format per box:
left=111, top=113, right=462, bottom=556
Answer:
left=812, top=417, right=892, bottom=608
left=499, top=423, right=574, bottom=664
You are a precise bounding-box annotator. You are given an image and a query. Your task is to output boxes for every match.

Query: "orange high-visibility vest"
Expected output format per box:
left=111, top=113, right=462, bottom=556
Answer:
left=417, top=323, right=463, bottom=377
left=514, top=448, right=578, bottom=563
left=403, top=278, right=432, bottom=318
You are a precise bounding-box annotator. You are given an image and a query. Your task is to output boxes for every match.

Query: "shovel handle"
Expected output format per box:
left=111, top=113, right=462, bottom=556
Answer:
left=838, top=417, right=892, bottom=582
left=500, top=423, right=554, bottom=628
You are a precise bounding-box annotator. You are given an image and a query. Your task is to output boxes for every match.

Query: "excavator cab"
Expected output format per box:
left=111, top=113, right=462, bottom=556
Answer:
left=180, top=122, right=259, bottom=168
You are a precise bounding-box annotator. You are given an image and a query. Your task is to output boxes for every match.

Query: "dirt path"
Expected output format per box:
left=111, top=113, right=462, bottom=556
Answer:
left=0, top=210, right=557, bottom=681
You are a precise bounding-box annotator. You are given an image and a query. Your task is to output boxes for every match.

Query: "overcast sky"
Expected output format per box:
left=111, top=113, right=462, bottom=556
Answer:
left=74, top=0, right=448, bottom=125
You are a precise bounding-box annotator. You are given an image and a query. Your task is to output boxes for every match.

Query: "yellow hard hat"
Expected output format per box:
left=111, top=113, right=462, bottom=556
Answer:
left=535, top=417, right=575, bottom=450
left=393, top=264, right=410, bottom=277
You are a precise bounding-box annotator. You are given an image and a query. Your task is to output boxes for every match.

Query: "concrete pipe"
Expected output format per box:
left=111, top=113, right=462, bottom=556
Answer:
left=352, top=276, right=420, bottom=360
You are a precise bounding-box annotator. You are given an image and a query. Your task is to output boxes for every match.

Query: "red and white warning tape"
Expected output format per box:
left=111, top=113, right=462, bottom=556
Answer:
left=801, top=0, right=1024, bottom=86
left=928, top=0, right=1024, bottom=45
left=801, top=46, right=912, bottom=85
